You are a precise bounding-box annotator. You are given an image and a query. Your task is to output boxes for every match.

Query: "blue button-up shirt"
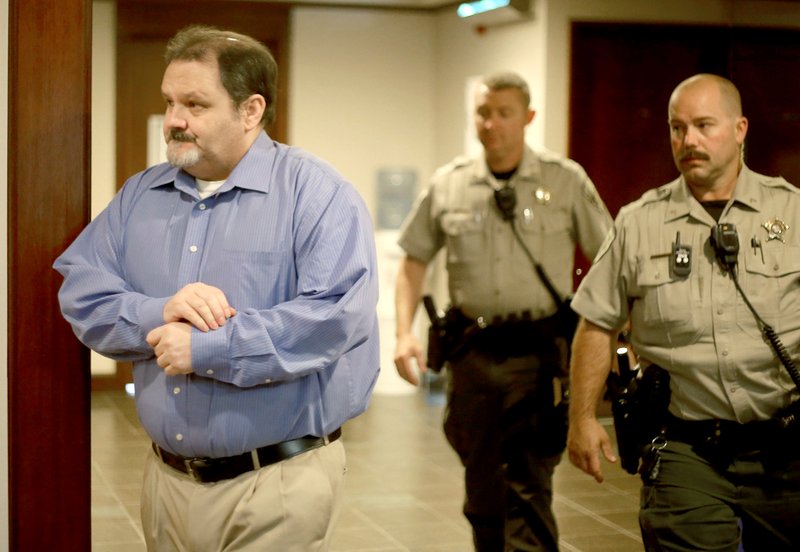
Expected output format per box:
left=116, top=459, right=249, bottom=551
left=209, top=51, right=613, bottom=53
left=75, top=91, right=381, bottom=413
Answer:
left=54, top=132, right=380, bottom=457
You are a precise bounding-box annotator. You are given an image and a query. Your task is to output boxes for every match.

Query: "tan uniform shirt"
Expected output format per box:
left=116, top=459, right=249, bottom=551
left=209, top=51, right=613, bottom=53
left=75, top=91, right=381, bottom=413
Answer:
left=399, top=146, right=612, bottom=320
left=572, top=166, right=800, bottom=422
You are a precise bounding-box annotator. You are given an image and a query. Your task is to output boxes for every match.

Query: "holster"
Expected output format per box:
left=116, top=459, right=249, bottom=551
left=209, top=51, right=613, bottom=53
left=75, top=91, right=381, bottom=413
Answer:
left=607, top=363, right=670, bottom=474
left=423, top=296, right=476, bottom=373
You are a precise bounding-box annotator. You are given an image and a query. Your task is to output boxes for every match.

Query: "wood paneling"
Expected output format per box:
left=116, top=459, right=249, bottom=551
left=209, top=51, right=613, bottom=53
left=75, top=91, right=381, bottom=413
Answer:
left=7, top=0, right=92, bottom=549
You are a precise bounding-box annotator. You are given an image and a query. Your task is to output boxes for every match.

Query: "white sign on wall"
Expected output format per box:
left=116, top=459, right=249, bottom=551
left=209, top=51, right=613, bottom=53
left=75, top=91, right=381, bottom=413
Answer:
left=147, top=114, right=168, bottom=167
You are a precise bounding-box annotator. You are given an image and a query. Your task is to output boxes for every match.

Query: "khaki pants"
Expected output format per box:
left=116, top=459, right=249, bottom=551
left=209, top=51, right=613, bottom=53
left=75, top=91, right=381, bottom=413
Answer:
left=141, top=439, right=346, bottom=552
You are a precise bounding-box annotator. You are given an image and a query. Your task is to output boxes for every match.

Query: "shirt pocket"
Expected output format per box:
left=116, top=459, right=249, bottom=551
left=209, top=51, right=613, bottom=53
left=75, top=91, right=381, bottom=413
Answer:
left=440, top=211, right=485, bottom=264
left=518, top=206, right=571, bottom=236
left=210, top=249, right=293, bottom=309
left=738, top=243, right=800, bottom=334
left=634, top=256, right=702, bottom=346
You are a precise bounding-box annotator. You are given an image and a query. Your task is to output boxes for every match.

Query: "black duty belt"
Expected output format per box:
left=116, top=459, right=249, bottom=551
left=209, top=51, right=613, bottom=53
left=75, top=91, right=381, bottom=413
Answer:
left=153, top=428, right=342, bottom=483
left=665, top=414, right=781, bottom=454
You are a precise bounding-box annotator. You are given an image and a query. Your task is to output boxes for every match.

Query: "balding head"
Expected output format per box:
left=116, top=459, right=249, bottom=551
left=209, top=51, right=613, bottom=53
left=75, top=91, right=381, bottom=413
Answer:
left=670, top=74, right=742, bottom=119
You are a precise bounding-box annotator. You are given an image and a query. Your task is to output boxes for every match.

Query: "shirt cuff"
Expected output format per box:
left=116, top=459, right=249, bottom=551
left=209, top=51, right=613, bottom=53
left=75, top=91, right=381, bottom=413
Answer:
left=139, top=297, right=169, bottom=336
left=191, top=326, right=231, bottom=381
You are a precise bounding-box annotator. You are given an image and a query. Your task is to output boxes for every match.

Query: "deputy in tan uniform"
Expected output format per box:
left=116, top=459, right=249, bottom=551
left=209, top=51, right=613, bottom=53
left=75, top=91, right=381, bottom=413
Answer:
left=568, top=73, right=800, bottom=551
left=394, top=71, right=612, bottom=552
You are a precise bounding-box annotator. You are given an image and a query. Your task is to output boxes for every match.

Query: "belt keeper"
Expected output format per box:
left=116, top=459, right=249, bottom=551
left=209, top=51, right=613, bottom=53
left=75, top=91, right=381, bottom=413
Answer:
left=250, top=449, right=261, bottom=469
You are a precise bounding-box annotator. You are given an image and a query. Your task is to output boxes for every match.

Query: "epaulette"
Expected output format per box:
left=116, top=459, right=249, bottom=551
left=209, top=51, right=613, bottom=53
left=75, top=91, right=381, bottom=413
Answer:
left=535, top=148, right=577, bottom=170
left=758, top=175, right=800, bottom=194
left=640, top=182, right=673, bottom=204
left=617, top=181, right=674, bottom=217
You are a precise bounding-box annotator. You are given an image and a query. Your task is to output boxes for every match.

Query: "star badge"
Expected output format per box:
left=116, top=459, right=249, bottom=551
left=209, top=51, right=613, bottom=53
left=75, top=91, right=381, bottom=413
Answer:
left=763, top=217, right=789, bottom=242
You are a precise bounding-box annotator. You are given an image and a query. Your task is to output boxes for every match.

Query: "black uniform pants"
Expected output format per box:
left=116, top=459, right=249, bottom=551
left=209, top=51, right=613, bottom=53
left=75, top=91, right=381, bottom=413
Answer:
left=639, top=438, right=800, bottom=551
left=444, top=346, right=566, bottom=552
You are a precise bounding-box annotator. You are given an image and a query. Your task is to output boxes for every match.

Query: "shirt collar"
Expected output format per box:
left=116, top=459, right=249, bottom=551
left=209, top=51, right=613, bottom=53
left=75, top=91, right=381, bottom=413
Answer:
left=470, top=145, right=541, bottom=186
left=665, top=164, right=760, bottom=223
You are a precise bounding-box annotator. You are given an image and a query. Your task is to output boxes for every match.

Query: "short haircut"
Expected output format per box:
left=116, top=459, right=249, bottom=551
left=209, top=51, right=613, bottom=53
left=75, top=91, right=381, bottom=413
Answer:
left=481, top=71, right=531, bottom=108
left=165, top=25, right=278, bottom=127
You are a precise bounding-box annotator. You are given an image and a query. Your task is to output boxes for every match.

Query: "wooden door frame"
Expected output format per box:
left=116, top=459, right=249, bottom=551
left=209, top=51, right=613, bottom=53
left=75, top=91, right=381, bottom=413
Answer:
left=8, top=0, right=92, bottom=549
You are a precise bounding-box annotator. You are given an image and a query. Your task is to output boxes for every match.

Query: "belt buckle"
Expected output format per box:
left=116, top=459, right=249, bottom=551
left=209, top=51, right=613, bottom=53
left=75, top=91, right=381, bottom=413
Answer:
left=184, top=457, right=209, bottom=482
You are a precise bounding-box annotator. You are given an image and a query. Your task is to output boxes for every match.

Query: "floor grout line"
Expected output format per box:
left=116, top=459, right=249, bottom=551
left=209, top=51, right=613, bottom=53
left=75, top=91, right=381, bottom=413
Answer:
left=555, top=494, right=642, bottom=542
left=90, top=455, right=146, bottom=545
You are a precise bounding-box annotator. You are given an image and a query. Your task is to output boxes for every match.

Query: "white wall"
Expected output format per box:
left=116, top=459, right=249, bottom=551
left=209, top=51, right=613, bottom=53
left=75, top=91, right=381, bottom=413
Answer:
left=289, top=7, right=438, bottom=211
left=91, top=0, right=118, bottom=376
left=1, top=0, right=9, bottom=547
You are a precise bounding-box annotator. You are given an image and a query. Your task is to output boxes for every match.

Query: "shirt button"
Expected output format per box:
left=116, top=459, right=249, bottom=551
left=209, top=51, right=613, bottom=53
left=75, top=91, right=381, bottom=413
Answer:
left=722, top=350, right=729, bottom=356
left=189, top=245, right=198, bottom=253
left=265, top=379, right=272, bottom=384
left=199, top=203, right=207, bottom=210
left=176, top=434, right=184, bottom=441
left=173, top=387, right=181, bottom=395
left=206, top=369, right=214, bottom=375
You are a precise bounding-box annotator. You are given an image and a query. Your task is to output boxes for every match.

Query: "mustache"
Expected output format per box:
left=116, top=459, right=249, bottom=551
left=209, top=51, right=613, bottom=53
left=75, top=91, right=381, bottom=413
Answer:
left=680, top=150, right=709, bottom=162
left=167, top=130, right=196, bottom=143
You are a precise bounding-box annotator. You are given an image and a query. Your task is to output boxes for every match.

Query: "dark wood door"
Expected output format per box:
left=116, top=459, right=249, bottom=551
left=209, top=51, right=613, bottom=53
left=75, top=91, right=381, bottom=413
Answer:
left=570, top=23, right=800, bottom=219
left=8, top=0, right=92, bottom=549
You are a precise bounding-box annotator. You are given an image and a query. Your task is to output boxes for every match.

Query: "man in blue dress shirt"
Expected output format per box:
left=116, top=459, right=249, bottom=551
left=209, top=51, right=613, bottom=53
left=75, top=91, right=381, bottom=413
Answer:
left=54, top=25, right=380, bottom=551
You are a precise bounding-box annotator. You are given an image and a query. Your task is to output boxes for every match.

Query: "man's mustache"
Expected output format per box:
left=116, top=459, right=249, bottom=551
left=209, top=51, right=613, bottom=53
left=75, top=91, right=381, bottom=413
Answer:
left=680, top=150, right=709, bottom=162
left=167, top=130, right=196, bottom=143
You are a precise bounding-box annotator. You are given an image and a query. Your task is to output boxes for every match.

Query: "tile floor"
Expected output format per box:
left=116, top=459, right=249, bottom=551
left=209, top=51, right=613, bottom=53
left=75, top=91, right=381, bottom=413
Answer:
left=91, top=378, right=643, bottom=551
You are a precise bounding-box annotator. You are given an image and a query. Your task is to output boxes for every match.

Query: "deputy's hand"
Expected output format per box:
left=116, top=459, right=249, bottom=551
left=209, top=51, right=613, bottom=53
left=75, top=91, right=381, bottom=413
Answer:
left=567, top=417, right=617, bottom=483
left=147, top=322, right=193, bottom=376
left=163, top=282, right=236, bottom=332
left=394, top=333, right=426, bottom=386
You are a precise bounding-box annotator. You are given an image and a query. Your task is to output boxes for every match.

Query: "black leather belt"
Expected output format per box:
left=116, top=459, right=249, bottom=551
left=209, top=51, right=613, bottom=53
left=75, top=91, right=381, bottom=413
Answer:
left=152, top=428, right=341, bottom=483
left=665, top=414, right=780, bottom=453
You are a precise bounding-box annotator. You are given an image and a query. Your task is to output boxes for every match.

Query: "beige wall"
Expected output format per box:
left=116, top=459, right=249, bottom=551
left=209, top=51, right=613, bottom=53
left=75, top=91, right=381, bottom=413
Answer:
left=91, top=0, right=117, bottom=376
left=1, top=0, right=8, bottom=547
left=289, top=7, right=438, bottom=214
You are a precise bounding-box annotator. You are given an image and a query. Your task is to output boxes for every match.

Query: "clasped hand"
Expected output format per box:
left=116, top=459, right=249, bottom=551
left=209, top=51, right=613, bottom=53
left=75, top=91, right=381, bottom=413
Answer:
left=146, top=283, right=236, bottom=376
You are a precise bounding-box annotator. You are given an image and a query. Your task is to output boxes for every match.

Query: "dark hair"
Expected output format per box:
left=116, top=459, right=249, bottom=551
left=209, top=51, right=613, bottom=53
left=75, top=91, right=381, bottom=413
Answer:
left=165, top=25, right=278, bottom=127
left=481, top=71, right=531, bottom=108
